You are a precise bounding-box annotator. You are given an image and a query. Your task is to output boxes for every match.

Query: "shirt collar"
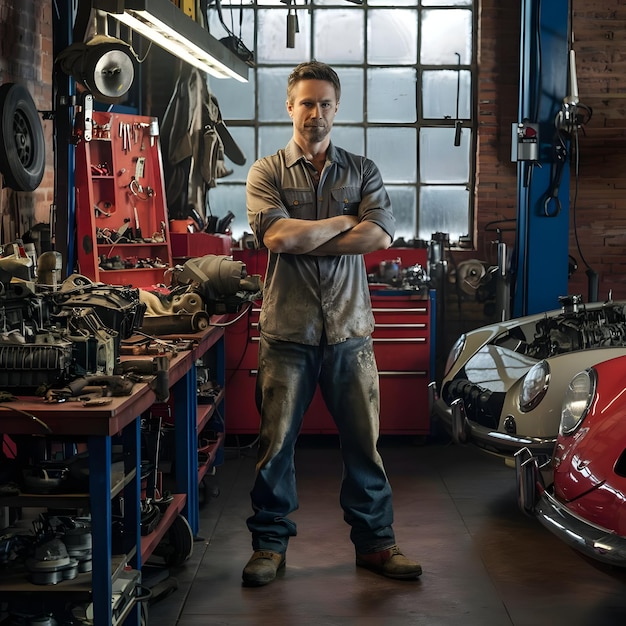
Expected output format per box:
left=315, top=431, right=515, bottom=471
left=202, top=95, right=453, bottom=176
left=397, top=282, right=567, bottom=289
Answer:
left=285, top=138, right=344, bottom=169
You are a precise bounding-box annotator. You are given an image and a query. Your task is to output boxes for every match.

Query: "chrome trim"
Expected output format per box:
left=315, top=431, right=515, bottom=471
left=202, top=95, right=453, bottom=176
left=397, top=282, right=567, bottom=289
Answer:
left=451, top=399, right=468, bottom=444
left=432, top=398, right=557, bottom=456
left=534, top=489, right=626, bottom=568
left=428, top=381, right=438, bottom=417
left=515, top=447, right=541, bottom=515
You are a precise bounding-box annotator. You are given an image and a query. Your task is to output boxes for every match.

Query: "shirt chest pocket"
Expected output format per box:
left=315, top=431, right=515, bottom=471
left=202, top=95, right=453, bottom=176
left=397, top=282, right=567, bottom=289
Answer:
left=283, top=189, right=315, bottom=218
left=331, top=187, right=361, bottom=216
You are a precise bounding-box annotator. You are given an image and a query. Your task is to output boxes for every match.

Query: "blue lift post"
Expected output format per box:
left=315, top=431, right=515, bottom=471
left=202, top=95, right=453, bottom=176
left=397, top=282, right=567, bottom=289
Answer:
left=513, top=0, right=571, bottom=317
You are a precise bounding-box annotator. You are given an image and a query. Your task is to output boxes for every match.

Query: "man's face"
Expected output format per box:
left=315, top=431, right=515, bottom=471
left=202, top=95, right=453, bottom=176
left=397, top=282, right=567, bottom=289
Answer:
left=287, top=79, right=339, bottom=144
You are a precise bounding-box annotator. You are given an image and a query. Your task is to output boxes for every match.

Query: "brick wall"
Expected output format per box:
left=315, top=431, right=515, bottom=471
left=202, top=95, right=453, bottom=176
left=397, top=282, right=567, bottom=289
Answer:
left=0, top=0, right=54, bottom=241
left=474, top=1, right=626, bottom=303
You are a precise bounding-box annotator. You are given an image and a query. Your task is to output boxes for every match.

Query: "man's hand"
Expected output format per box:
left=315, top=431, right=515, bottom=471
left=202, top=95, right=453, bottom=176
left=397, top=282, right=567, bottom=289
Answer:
left=310, top=220, right=392, bottom=256
left=263, top=215, right=358, bottom=254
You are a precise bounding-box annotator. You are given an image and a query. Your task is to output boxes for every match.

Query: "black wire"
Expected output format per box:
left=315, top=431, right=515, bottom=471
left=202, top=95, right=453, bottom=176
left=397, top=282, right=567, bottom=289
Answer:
left=570, top=127, right=592, bottom=271
left=0, top=405, right=52, bottom=434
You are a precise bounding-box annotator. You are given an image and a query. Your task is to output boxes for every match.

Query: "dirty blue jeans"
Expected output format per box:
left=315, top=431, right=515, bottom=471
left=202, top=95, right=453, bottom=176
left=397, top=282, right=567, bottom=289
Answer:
left=246, top=332, right=396, bottom=555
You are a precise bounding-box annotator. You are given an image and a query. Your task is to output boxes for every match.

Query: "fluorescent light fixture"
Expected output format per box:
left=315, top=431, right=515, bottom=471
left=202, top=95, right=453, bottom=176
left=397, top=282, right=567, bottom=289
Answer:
left=95, top=0, right=249, bottom=82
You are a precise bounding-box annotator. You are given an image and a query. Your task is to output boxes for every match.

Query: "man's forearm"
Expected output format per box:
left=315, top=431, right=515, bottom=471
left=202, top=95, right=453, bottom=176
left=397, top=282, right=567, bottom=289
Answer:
left=263, top=215, right=358, bottom=254
left=309, top=221, right=392, bottom=256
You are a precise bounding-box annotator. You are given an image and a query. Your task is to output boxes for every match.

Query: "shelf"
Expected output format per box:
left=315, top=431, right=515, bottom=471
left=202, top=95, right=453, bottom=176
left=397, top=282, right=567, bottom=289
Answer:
left=76, top=111, right=173, bottom=288
left=140, top=492, right=186, bottom=563
left=198, top=432, right=225, bottom=484
left=196, top=389, right=225, bottom=432
left=0, top=468, right=134, bottom=507
left=0, top=554, right=128, bottom=594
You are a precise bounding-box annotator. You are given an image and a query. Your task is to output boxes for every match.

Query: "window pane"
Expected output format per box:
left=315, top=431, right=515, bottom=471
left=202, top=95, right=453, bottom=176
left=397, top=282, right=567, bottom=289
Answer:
left=207, top=184, right=249, bottom=242
left=314, top=0, right=366, bottom=4
left=419, top=186, right=470, bottom=242
left=420, top=128, right=470, bottom=183
left=332, top=126, right=364, bottom=155
left=208, top=74, right=256, bottom=120
left=259, top=125, right=293, bottom=159
left=314, top=10, right=364, bottom=63
left=335, top=68, right=364, bottom=123
left=422, top=0, right=471, bottom=6
left=387, top=186, right=417, bottom=243
left=258, top=67, right=290, bottom=122
left=422, top=70, right=471, bottom=120
left=421, top=10, right=472, bottom=65
left=369, top=0, right=416, bottom=5
left=368, top=10, right=418, bottom=65
left=258, top=8, right=311, bottom=63
left=367, top=127, right=416, bottom=183
left=368, top=68, right=416, bottom=123
left=206, top=6, right=255, bottom=44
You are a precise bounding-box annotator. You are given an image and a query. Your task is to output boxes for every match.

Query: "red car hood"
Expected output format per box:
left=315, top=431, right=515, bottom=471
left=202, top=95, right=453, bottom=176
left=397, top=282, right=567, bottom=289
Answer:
left=553, top=358, right=626, bottom=507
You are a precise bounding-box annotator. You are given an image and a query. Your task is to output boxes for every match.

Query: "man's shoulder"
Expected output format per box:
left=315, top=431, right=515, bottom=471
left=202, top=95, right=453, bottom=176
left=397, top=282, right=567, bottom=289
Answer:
left=251, top=149, right=287, bottom=172
left=329, top=143, right=367, bottom=164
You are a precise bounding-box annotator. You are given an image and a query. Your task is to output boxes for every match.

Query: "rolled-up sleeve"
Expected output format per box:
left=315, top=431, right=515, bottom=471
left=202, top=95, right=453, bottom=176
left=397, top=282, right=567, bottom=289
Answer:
left=246, top=158, right=290, bottom=249
left=358, top=157, right=396, bottom=241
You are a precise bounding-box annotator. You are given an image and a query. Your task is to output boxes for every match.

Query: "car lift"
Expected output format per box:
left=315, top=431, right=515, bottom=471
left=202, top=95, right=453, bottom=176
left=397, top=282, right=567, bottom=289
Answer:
left=512, top=0, right=571, bottom=317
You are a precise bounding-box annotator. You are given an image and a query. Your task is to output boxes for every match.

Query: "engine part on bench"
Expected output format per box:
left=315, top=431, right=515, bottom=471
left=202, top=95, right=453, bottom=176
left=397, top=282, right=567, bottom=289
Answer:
left=116, top=355, right=171, bottom=402
left=0, top=262, right=146, bottom=391
left=45, top=374, right=135, bottom=402
left=0, top=339, right=73, bottom=391
left=170, top=254, right=263, bottom=315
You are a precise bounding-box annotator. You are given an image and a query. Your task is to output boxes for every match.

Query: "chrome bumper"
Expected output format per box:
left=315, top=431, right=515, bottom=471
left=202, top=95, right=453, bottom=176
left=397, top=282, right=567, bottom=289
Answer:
left=428, top=382, right=556, bottom=458
left=515, top=447, right=626, bottom=568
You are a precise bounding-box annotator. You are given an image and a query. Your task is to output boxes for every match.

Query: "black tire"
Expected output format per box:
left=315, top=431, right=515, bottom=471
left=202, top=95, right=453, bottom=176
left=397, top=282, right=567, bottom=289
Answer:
left=153, top=513, right=193, bottom=567
left=0, top=83, right=46, bottom=191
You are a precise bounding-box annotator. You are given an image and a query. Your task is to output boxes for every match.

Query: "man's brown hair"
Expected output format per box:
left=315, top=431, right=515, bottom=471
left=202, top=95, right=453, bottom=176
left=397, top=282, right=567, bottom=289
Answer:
left=287, top=61, right=341, bottom=104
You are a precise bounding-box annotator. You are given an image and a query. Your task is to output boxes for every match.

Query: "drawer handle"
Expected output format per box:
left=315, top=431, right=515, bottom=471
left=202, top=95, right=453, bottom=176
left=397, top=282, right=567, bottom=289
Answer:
left=379, top=371, right=428, bottom=377
left=250, top=369, right=427, bottom=377
left=373, top=337, right=426, bottom=343
left=374, top=323, right=427, bottom=329
left=372, top=308, right=428, bottom=314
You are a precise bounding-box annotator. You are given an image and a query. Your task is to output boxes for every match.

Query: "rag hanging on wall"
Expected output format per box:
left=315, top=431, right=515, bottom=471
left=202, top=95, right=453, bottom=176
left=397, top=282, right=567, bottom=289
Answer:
left=160, top=65, right=246, bottom=221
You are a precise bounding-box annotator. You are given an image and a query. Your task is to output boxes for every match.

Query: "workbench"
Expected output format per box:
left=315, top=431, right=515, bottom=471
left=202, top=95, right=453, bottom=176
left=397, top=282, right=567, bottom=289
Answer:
left=0, top=322, right=225, bottom=626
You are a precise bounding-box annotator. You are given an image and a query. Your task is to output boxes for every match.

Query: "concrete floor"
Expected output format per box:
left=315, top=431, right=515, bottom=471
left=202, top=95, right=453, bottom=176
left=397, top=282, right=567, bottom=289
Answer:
left=147, top=435, right=626, bottom=626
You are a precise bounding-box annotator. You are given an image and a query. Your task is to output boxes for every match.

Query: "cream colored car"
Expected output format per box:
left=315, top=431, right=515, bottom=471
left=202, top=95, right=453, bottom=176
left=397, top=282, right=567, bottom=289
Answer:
left=429, top=295, right=626, bottom=465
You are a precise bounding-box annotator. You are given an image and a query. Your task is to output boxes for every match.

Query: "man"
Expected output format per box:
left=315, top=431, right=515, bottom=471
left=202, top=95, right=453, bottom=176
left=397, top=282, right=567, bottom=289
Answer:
left=243, top=60, right=422, bottom=587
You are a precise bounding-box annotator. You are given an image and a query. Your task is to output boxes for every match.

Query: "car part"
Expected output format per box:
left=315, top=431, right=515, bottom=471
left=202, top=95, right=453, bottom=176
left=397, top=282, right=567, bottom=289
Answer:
left=0, top=83, right=46, bottom=191
left=152, top=513, right=193, bottom=567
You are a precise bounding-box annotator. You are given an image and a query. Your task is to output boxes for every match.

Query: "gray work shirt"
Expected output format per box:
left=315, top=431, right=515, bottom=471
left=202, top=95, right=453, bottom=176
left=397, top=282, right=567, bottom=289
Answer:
left=246, top=139, right=396, bottom=346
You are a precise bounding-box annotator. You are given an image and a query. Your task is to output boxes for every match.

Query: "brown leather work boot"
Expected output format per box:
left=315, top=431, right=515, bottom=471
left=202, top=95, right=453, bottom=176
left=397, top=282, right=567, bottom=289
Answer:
left=356, top=544, right=422, bottom=579
left=242, top=550, right=286, bottom=586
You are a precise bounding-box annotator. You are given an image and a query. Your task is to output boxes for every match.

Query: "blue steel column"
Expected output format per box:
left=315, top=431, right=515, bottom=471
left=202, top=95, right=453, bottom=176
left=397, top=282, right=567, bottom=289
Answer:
left=173, top=363, right=199, bottom=534
left=513, top=0, right=570, bottom=317
left=53, top=0, right=77, bottom=277
left=88, top=434, right=113, bottom=626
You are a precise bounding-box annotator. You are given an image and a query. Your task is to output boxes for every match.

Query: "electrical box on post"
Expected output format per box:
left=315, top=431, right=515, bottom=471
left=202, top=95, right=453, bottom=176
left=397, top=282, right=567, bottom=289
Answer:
left=511, top=121, right=539, bottom=161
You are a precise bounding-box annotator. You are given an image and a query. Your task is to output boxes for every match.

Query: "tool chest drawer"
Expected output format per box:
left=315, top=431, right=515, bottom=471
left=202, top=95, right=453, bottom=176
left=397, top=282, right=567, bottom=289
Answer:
left=225, top=288, right=434, bottom=435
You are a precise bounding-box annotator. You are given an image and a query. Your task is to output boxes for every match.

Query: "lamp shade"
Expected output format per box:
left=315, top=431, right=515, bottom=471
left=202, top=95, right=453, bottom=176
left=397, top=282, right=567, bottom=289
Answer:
left=57, top=35, right=136, bottom=104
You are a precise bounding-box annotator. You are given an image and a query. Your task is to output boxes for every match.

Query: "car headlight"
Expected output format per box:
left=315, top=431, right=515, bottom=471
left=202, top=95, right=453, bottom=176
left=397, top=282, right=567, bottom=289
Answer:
left=560, top=368, right=596, bottom=435
left=519, top=360, right=550, bottom=412
left=443, top=334, right=466, bottom=377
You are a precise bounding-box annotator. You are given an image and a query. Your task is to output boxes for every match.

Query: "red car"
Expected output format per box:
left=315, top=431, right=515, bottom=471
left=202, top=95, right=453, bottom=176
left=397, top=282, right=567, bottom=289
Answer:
left=516, top=353, right=626, bottom=566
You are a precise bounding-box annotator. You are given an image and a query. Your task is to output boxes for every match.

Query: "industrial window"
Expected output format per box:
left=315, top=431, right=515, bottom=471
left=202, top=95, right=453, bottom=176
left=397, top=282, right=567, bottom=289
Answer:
left=206, top=0, right=475, bottom=246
